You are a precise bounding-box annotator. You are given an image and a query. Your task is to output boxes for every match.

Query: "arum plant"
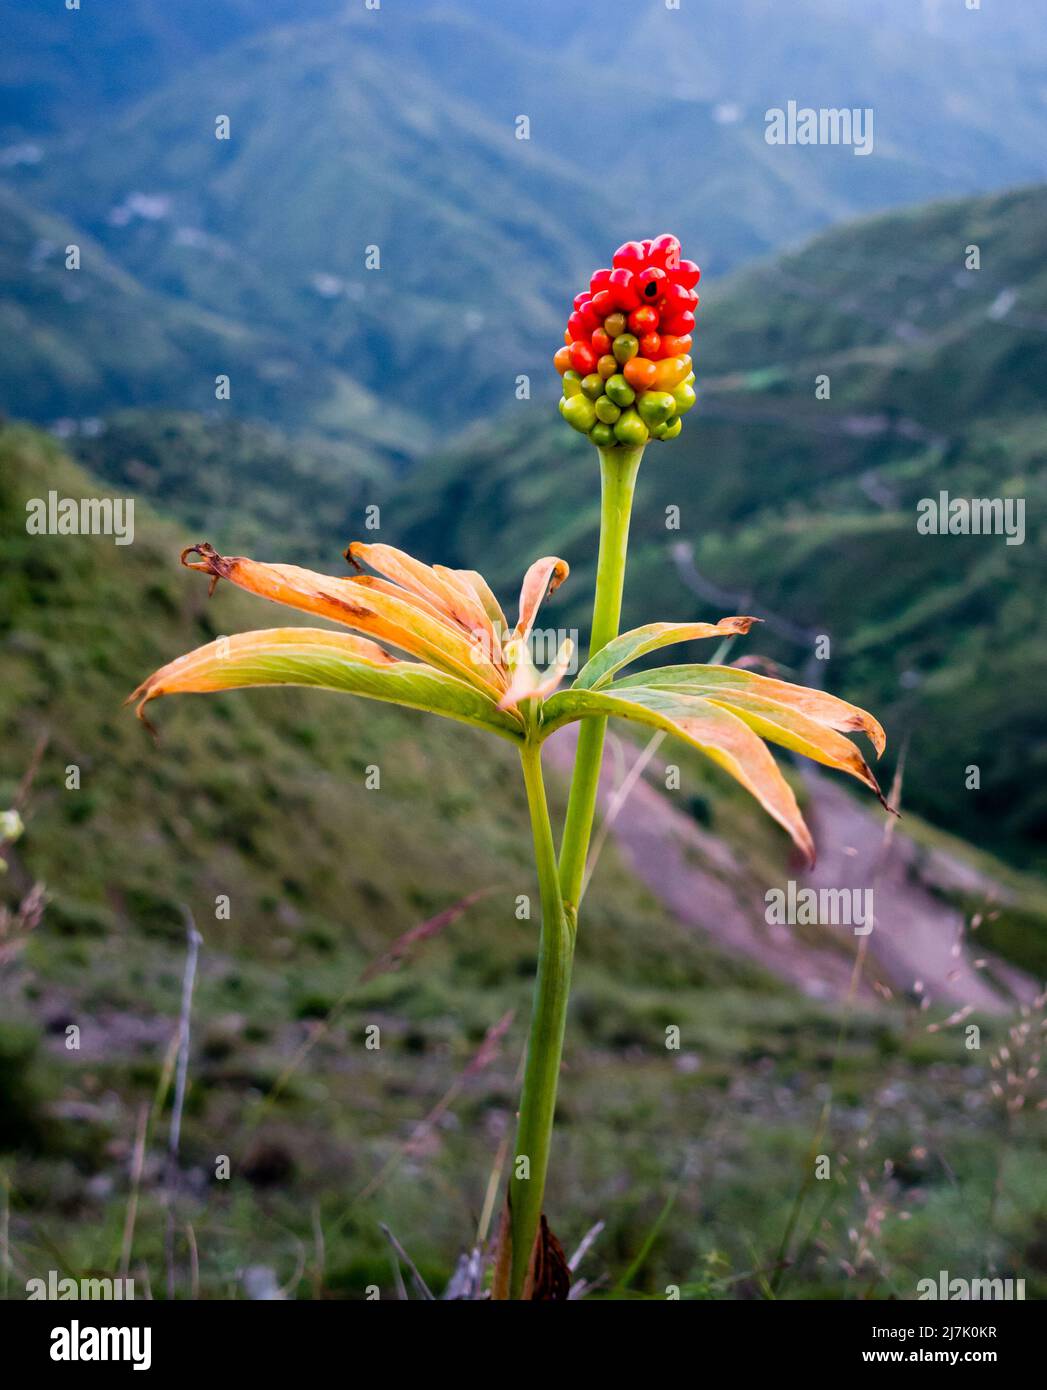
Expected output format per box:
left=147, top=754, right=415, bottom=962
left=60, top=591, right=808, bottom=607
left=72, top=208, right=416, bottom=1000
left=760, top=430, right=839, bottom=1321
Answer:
left=130, top=234, right=887, bottom=1300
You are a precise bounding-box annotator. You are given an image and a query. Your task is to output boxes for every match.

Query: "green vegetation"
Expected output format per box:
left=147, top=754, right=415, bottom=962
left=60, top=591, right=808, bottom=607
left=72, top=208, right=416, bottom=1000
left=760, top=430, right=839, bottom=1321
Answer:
left=70, top=410, right=399, bottom=568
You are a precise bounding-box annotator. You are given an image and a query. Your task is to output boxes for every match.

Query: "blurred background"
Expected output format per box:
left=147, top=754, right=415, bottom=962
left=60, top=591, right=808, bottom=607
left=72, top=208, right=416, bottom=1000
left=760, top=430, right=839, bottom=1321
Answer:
left=1, top=0, right=1046, bottom=1299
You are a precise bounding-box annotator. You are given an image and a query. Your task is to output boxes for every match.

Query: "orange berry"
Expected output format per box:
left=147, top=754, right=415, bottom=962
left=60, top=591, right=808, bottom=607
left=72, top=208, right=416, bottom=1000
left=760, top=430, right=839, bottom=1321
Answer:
left=652, top=354, right=691, bottom=390
left=622, top=357, right=657, bottom=391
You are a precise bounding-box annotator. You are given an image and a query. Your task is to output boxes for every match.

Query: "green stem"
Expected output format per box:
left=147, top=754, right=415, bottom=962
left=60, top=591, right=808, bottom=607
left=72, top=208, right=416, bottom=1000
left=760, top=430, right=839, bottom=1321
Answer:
left=509, top=738, right=573, bottom=1297
left=505, top=443, right=643, bottom=1297
left=557, top=444, right=643, bottom=914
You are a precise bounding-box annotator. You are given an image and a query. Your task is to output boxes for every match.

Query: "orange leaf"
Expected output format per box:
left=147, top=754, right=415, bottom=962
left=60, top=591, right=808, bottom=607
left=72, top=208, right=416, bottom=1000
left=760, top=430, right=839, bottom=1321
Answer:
left=542, top=685, right=815, bottom=864
left=617, top=663, right=886, bottom=757
left=180, top=544, right=505, bottom=697
left=514, top=556, right=569, bottom=643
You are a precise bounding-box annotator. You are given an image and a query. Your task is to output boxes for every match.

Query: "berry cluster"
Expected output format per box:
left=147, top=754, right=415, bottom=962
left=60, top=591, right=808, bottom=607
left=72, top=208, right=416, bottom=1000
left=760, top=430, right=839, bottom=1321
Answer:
left=555, top=234, right=699, bottom=447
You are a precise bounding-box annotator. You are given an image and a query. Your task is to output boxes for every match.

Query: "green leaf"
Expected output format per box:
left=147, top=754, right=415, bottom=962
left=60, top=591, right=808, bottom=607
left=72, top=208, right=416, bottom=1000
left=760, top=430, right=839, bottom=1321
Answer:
left=573, top=617, right=756, bottom=690
left=542, top=684, right=814, bottom=862
left=129, top=627, right=525, bottom=741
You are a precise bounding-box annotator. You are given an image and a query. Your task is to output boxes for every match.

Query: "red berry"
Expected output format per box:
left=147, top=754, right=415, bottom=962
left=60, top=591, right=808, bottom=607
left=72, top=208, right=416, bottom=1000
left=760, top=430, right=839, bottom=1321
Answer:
left=567, top=311, right=590, bottom=342
left=648, top=233, right=682, bottom=272
left=612, top=241, right=646, bottom=271
left=660, top=309, right=695, bottom=336
left=591, top=328, right=612, bottom=357
left=579, top=301, right=601, bottom=331
left=608, top=268, right=640, bottom=310
left=663, top=283, right=698, bottom=315
left=589, top=268, right=613, bottom=294
left=673, top=259, right=701, bottom=289
left=590, top=288, right=615, bottom=319
left=636, top=266, right=668, bottom=304
left=641, top=239, right=653, bottom=256
left=629, top=305, right=660, bottom=335
left=640, top=332, right=662, bottom=359
left=573, top=291, right=592, bottom=311
left=569, top=339, right=597, bottom=374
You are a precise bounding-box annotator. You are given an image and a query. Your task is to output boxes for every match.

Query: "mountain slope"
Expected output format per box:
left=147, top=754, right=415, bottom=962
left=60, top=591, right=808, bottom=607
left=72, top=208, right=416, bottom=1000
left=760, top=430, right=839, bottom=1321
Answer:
left=392, top=183, right=1047, bottom=865
left=10, top=14, right=607, bottom=426
left=0, top=182, right=423, bottom=451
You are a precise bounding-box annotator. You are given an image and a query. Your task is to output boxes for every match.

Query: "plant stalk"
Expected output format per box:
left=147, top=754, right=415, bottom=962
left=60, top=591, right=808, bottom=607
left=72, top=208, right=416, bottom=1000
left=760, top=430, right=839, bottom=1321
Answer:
left=506, top=443, right=643, bottom=1297
left=509, top=737, right=574, bottom=1297
left=557, top=444, right=644, bottom=915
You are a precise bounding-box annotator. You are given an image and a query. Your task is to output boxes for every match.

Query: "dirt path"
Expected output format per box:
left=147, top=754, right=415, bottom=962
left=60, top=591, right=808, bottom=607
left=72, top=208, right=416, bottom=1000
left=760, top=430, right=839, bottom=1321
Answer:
left=546, top=727, right=1036, bottom=1015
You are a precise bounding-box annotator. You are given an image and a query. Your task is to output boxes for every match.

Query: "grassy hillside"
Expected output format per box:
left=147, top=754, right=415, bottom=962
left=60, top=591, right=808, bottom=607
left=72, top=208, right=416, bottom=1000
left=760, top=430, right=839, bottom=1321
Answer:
left=69, top=410, right=399, bottom=569
left=3, top=423, right=1045, bottom=1298
left=393, top=184, right=1047, bottom=867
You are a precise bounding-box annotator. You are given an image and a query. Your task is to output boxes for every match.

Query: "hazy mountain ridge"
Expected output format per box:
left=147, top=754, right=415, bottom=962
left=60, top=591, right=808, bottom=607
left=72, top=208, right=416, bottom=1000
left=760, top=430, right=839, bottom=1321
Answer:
left=5, top=0, right=1047, bottom=431
left=0, top=181, right=425, bottom=453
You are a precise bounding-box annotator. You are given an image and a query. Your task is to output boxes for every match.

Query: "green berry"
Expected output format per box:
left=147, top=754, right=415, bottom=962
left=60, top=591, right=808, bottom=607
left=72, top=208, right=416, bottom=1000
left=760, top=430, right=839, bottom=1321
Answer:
left=652, top=415, right=682, bottom=441
left=562, top=393, right=598, bottom=433
left=562, top=370, right=583, bottom=398
left=614, top=407, right=648, bottom=446
left=597, top=354, right=617, bottom=380
left=581, top=373, right=605, bottom=400
left=605, top=373, right=636, bottom=407
left=589, top=421, right=615, bottom=447
left=612, top=333, right=639, bottom=364
left=672, top=382, right=697, bottom=415
left=595, top=396, right=621, bottom=424
left=604, top=312, right=627, bottom=337
left=637, top=390, right=675, bottom=426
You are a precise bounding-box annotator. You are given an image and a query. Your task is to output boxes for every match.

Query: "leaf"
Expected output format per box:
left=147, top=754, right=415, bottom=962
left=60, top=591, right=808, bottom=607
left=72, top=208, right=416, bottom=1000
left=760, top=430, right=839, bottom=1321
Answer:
left=522, top=1216, right=571, bottom=1301
left=181, top=544, right=506, bottom=696
left=347, top=541, right=491, bottom=639
left=434, top=563, right=504, bottom=664
left=514, top=555, right=569, bottom=643
left=573, top=616, right=758, bottom=690
left=456, top=568, right=509, bottom=635
left=542, top=685, right=814, bottom=862
left=700, top=689, right=889, bottom=807
left=128, top=628, right=524, bottom=740
left=614, top=663, right=886, bottom=756
left=491, top=1198, right=513, bottom=1302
